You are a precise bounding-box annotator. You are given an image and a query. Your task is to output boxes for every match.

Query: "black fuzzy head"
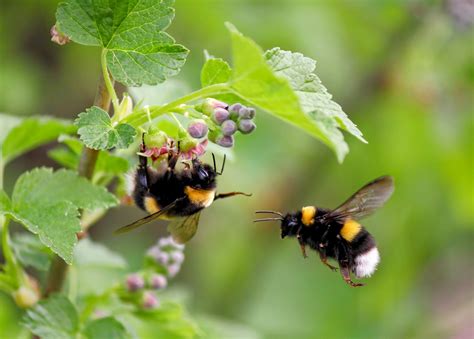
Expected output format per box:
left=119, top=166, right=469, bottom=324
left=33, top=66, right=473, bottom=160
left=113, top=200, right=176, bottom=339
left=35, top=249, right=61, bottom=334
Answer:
left=190, top=160, right=217, bottom=190
left=280, top=213, right=300, bottom=239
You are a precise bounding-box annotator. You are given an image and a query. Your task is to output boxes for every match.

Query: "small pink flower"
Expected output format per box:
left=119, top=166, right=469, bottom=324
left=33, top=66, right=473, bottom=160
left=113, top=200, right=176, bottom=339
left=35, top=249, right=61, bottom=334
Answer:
left=142, top=145, right=169, bottom=162
left=180, top=139, right=208, bottom=160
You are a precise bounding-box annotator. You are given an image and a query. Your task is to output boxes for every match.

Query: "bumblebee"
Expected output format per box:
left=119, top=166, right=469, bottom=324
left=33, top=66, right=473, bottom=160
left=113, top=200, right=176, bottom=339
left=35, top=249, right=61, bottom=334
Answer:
left=255, top=176, right=394, bottom=287
left=115, top=136, right=251, bottom=243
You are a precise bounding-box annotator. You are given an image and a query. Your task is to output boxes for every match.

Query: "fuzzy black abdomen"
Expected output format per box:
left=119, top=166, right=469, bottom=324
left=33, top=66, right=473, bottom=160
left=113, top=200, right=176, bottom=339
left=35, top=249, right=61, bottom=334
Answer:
left=347, top=229, right=380, bottom=278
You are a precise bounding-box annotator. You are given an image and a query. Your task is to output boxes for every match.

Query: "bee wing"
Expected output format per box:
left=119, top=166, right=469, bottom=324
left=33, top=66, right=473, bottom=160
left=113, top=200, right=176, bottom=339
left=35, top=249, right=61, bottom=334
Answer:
left=327, top=176, right=394, bottom=222
left=114, top=198, right=183, bottom=234
left=167, top=212, right=201, bottom=244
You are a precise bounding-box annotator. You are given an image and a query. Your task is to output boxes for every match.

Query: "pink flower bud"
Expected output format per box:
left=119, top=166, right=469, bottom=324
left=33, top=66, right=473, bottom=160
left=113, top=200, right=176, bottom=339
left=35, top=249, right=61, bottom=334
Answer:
left=212, top=108, right=230, bottom=125
left=150, top=274, right=168, bottom=289
left=239, top=107, right=256, bottom=119
left=155, top=252, right=170, bottom=266
left=142, top=291, right=160, bottom=309
left=187, top=119, right=208, bottom=138
left=126, top=274, right=145, bottom=292
left=167, top=263, right=181, bottom=278
left=169, top=251, right=185, bottom=264
left=221, top=120, right=237, bottom=136
left=201, top=98, right=228, bottom=116
left=228, top=103, right=243, bottom=115
left=215, top=134, right=234, bottom=148
left=238, top=119, right=256, bottom=134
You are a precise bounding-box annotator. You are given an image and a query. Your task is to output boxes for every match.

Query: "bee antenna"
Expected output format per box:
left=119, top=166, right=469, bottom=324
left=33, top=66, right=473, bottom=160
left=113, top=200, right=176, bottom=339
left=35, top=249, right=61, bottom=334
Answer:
left=220, top=154, right=226, bottom=175
left=212, top=153, right=217, bottom=173
left=253, top=218, right=283, bottom=223
left=255, top=210, right=284, bottom=217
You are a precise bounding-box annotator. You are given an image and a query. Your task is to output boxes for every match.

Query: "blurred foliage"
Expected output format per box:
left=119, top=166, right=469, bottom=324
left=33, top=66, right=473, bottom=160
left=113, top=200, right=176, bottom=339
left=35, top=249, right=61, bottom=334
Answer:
left=1, top=0, right=473, bottom=338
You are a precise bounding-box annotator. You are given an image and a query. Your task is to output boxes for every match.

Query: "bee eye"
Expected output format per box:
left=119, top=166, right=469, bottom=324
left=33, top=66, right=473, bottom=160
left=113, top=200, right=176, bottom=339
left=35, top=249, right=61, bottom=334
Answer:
left=198, top=168, right=208, bottom=180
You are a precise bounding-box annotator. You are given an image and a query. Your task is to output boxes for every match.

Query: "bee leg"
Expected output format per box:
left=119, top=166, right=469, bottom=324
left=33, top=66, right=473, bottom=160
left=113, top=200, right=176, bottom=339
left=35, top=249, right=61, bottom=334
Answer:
left=340, top=265, right=364, bottom=287
left=167, top=152, right=179, bottom=170
left=214, top=192, right=252, bottom=200
left=319, top=251, right=338, bottom=271
left=296, top=233, right=307, bottom=258
left=137, top=136, right=149, bottom=190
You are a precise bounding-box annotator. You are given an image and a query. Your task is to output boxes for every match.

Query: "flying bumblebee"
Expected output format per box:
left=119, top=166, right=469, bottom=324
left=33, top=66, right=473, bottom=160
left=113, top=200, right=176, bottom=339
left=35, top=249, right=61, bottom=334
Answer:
left=115, top=135, right=251, bottom=243
left=254, top=176, right=394, bottom=287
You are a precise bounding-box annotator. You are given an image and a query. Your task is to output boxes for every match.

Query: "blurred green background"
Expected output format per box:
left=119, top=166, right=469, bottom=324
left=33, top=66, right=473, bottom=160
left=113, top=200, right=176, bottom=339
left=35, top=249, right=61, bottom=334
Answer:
left=1, top=0, right=473, bottom=338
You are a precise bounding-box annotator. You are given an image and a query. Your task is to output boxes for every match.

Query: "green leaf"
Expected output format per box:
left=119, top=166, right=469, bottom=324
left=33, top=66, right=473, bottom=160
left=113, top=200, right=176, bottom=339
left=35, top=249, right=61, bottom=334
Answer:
left=201, top=58, right=231, bottom=87
left=48, top=147, right=78, bottom=169
left=7, top=168, right=118, bottom=264
left=22, top=295, right=79, bottom=339
left=224, top=24, right=363, bottom=162
left=73, top=239, right=127, bottom=296
left=122, top=302, right=199, bottom=338
left=0, top=189, right=10, bottom=212
left=2, top=116, right=76, bottom=164
left=75, top=106, right=136, bottom=150
left=0, top=114, right=22, bottom=148
left=12, top=233, right=53, bottom=271
left=265, top=48, right=367, bottom=151
left=49, top=136, right=130, bottom=175
left=84, top=317, right=128, bottom=339
left=0, top=114, right=75, bottom=167
left=56, top=0, right=188, bottom=86
left=74, top=238, right=127, bottom=269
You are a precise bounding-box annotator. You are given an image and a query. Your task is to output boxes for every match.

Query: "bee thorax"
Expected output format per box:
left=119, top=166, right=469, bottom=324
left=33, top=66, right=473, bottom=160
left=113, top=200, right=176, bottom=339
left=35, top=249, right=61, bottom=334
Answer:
left=353, top=247, right=380, bottom=278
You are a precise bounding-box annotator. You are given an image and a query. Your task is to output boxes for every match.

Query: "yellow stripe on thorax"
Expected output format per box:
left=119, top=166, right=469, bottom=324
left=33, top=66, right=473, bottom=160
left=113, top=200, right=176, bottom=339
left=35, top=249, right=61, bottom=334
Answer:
left=340, top=219, right=362, bottom=242
left=144, top=196, right=161, bottom=214
left=301, top=206, right=317, bottom=226
left=185, top=186, right=215, bottom=208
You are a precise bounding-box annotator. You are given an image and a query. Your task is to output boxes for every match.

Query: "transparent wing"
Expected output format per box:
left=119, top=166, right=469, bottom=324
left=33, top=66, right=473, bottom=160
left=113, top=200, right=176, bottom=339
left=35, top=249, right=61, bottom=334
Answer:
left=167, top=212, right=201, bottom=244
left=114, top=198, right=181, bottom=235
left=326, top=176, right=394, bottom=222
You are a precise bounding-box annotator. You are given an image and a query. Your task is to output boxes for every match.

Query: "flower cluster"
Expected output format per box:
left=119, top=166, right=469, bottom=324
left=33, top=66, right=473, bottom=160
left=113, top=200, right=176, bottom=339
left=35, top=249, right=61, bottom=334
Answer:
left=195, top=98, right=257, bottom=148
left=122, top=236, right=185, bottom=310
left=138, top=98, right=256, bottom=166
left=145, top=236, right=185, bottom=277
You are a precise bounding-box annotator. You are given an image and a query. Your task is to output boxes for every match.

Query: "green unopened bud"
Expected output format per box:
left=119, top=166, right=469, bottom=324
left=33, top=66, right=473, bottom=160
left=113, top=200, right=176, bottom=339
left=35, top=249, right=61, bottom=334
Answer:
left=116, top=94, right=134, bottom=121
left=13, top=286, right=39, bottom=308
left=144, top=128, right=167, bottom=148
left=180, top=136, right=197, bottom=152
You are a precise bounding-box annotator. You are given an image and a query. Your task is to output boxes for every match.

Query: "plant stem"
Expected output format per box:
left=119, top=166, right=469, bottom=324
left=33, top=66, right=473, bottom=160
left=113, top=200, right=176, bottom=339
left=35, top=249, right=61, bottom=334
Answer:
left=101, top=49, right=119, bottom=113
left=44, top=72, right=113, bottom=297
left=123, top=83, right=230, bottom=127
left=170, top=113, right=186, bottom=132
left=1, top=217, right=24, bottom=288
left=0, top=158, right=3, bottom=190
